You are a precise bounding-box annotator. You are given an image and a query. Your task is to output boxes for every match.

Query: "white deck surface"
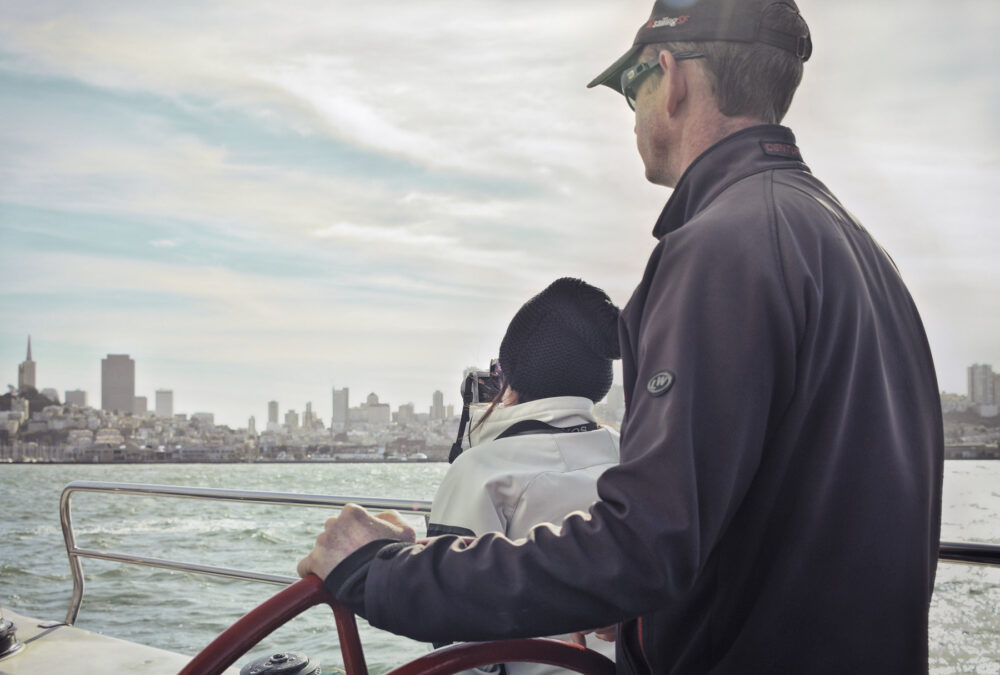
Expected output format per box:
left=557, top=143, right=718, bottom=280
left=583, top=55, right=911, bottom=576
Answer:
left=0, top=608, right=240, bottom=674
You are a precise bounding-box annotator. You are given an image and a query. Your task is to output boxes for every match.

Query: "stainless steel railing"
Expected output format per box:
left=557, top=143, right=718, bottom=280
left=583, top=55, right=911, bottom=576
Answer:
left=937, top=541, right=1000, bottom=567
left=59, top=480, right=1000, bottom=626
left=59, top=480, right=432, bottom=624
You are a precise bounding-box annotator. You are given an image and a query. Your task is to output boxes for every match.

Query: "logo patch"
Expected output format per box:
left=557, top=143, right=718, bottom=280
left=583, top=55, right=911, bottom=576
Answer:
left=646, top=370, right=675, bottom=397
left=760, top=141, right=802, bottom=161
left=647, top=15, right=689, bottom=29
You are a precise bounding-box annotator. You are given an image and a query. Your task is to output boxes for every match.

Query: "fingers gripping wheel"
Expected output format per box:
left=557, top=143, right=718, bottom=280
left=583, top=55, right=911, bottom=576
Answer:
left=180, top=574, right=615, bottom=675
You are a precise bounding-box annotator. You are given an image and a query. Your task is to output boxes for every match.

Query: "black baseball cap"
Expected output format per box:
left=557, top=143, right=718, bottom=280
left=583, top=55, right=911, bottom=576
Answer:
left=587, top=0, right=812, bottom=93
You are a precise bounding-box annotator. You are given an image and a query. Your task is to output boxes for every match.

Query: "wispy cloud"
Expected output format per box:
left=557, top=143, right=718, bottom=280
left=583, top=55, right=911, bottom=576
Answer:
left=1, top=0, right=998, bottom=423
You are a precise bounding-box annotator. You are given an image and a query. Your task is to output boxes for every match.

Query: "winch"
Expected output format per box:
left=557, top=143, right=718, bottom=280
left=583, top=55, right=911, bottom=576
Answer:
left=239, top=651, right=320, bottom=675
left=0, top=611, right=24, bottom=660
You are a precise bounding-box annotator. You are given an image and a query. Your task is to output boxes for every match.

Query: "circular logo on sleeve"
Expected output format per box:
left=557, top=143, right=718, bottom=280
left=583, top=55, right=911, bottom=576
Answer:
left=646, top=370, right=675, bottom=397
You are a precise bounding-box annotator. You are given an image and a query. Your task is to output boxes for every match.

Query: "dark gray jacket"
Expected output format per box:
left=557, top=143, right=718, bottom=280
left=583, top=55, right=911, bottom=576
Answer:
left=328, top=125, right=944, bottom=674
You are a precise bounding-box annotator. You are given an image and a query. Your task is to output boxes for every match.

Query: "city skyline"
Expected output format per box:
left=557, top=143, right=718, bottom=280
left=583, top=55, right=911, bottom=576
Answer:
left=2, top=1, right=998, bottom=427
left=6, top=334, right=995, bottom=430
left=10, top=337, right=462, bottom=428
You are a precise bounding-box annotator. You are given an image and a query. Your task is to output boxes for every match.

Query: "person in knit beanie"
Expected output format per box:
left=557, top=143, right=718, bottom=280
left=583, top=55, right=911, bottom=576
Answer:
left=498, top=277, right=621, bottom=405
left=426, top=278, right=623, bottom=675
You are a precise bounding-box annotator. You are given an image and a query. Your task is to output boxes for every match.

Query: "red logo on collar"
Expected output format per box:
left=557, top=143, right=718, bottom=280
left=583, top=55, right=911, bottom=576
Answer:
left=760, top=141, right=802, bottom=160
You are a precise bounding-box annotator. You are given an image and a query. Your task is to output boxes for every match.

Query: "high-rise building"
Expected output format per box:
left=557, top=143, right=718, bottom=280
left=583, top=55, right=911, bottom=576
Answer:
left=285, top=409, right=299, bottom=429
left=968, top=363, right=995, bottom=405
left=331, top=387, right=349, bottom=426
left=268, top=401, right=279, bottom=425
left=430, top=390, right=445, bottom=421
left=65, top=390, right=88, bottom=407
left=248, top=416, right=257, bottom=435
left=362, top=393, right=391, bottom=426
left=156, top=390, right=174, bottom=418
left=41, top=387, right=60, bottom=402
left=133, top=396, right=148, bottom=415
left=303, top=402, right=315, bottom=429
left=101, top=354, right=135, bottom=413
left=397, top=403, right=415, bottom=425
left=17, top=336, right=36, bottom=391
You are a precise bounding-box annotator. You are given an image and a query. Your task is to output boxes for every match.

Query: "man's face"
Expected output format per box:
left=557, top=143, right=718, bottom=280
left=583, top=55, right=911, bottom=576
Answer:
left=632, top=49, right=672, bottom=186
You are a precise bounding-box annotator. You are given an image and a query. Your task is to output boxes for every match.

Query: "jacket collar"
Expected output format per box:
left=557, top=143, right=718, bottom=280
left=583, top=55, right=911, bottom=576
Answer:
left=467, top=396, right=597, bottom=447
left=651, top=124, right=809, bottom=239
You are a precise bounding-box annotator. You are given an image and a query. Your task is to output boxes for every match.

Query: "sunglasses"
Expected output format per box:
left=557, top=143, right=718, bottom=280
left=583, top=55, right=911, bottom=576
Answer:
left=621, top=50, right=706, bottom=110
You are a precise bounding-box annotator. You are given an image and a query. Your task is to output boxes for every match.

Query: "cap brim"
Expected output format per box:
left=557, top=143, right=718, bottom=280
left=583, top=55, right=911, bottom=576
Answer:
left=586, top=44, right=644, bottom=93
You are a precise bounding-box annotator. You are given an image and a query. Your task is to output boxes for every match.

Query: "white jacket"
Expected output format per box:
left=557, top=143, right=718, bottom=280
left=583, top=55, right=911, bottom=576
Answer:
left=428, top=396, right=619, bottom=675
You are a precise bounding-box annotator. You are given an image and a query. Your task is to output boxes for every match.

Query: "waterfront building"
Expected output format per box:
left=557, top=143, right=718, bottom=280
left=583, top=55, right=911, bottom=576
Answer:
left=331, top=387, right=349, bottom=426
left=17, top=336, right=36, bottom=390
left=940, top=393, right=972, bottom=413
left=0, top=411, right=23, bottom=436
left=65, top=389, right=88, bottom=407
left=134, top=396, right=148, bottom=415
left=976, top=404, right=999, bottom=418
left=67, top=429, right=94, bottom=449
left=101, top=354, right=135, bottom=414
left=156, top=390, right=174, bottom=418
left=93, top=427, right=126, bottom=445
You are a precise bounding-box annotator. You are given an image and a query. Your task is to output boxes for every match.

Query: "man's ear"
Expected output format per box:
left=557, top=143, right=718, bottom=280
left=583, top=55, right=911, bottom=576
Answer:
left=657, top=49, right=688, bottom=116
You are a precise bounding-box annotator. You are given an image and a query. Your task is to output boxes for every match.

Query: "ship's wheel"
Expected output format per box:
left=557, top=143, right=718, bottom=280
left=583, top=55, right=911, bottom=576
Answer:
left=179, top=575, right=615, bottom=675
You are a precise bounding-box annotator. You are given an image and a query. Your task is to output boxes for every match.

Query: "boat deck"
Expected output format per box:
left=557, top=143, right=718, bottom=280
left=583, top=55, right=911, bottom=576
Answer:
left=0, top=608, right=239, bottom=674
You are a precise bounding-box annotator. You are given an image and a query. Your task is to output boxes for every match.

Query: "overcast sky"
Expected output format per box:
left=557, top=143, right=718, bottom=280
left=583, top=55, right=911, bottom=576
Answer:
left=1, top=0, right=997, bottom=428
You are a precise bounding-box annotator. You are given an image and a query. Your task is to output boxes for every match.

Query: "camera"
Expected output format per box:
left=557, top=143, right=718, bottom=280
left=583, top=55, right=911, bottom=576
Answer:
left=462, top=359, right=502, bottom=404
left=451, top=359, right=504, bottom=463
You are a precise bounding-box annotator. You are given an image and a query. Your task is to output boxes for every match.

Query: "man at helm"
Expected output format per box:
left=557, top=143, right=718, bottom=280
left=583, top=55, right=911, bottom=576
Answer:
left=300, top=1, right=944, bottom=671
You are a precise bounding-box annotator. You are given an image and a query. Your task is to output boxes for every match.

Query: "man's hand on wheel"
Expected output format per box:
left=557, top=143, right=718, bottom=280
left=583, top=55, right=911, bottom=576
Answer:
left=297, top=504, right=415, bottom=580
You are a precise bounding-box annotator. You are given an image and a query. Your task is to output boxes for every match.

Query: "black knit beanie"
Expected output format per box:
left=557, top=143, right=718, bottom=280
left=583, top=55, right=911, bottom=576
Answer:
left=498, top=278, right=621, bottom=404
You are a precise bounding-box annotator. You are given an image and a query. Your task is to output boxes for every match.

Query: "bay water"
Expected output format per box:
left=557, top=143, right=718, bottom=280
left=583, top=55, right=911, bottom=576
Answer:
left=0, top=461, right=997, bottom=674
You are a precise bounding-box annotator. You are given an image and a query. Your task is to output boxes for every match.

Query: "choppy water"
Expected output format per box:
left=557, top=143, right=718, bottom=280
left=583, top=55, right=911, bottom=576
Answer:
left=0, top=462, right=997, bottom=674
